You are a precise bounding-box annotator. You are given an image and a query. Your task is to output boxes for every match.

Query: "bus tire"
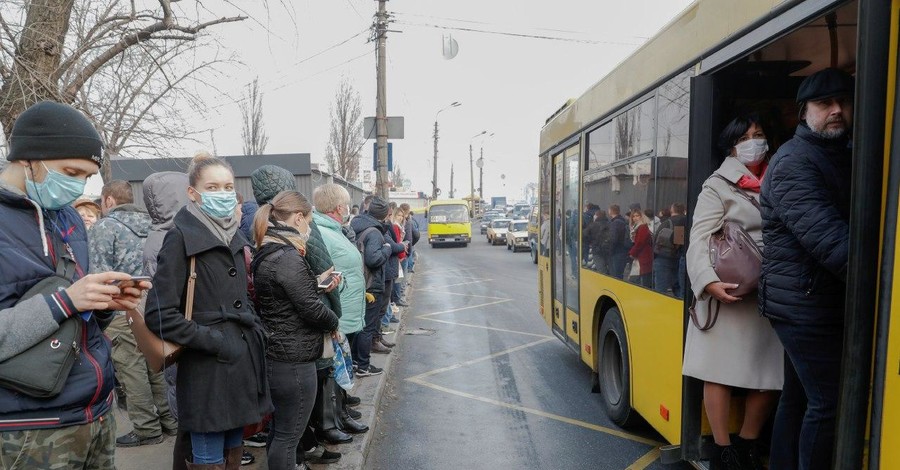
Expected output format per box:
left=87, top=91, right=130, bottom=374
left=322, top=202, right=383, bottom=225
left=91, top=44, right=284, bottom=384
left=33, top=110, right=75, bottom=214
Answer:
left=598, top=307, right=638, bottom=428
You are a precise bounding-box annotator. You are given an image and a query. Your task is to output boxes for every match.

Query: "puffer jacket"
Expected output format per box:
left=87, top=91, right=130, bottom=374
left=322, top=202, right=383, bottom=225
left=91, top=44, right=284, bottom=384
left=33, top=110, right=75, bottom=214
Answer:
left=0, top=181, right=115, bottom=431
left=313, top=211, right=365, bottom=334
left=89, top=204, right=150, bottom=278
left=142, top=171, right=190, bottom=277
left=307, top=220, right=342, bottom=319
left=350, top=214, right=392, bottom=294
left=253, top=226, right=339, bottom=362
left=760, top=123, right=852, bottom=324
left=382, top=222, right=405, bottom=281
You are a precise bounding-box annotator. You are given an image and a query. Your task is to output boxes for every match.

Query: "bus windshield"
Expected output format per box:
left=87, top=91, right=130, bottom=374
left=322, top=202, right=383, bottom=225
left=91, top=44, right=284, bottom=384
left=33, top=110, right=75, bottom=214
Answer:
left=429, top=205, right=470, bottom=223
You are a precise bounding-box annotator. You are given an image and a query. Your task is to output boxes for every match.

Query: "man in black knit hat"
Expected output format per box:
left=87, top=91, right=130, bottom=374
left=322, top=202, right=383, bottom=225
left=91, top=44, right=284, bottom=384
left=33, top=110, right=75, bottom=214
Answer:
left=0, top=101, right=149, bottom=468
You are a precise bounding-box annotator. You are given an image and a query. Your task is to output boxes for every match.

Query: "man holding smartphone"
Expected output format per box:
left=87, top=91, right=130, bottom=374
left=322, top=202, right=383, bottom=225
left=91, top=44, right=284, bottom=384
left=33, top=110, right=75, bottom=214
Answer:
left=90, top=180, right=177, bottom=447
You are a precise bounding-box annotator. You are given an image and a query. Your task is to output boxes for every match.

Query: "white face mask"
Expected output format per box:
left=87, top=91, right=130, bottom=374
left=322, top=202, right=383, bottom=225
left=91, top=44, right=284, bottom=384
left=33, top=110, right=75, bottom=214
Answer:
left=733, top=138, right=768, bottom=166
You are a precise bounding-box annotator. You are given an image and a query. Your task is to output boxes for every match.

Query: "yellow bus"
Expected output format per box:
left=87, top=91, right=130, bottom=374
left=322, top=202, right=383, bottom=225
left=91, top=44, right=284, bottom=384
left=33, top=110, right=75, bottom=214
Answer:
left=426, top=199, right=472, bottom=247
left=537, top=0, right=899, bottom=466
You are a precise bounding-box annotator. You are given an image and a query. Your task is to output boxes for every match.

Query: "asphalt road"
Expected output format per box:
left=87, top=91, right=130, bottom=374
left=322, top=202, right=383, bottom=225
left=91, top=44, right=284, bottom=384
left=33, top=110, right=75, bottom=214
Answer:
left=366, top=225, right=690, bottom=470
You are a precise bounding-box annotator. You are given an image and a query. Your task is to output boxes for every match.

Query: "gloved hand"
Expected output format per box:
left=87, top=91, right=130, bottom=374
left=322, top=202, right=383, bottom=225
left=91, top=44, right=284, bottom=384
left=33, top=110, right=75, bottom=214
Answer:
left=365, top=292, right=375, bottom=303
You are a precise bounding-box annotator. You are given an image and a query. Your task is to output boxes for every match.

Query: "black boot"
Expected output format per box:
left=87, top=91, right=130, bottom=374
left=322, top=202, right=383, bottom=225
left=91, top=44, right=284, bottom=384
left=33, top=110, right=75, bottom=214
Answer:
left=314, top=376, right=353, bottom=445
left=710, top=444, right=744, bottom=470
left=732, top=436, right=763, bottom=470
left=334, top=380, right=368, bottom=434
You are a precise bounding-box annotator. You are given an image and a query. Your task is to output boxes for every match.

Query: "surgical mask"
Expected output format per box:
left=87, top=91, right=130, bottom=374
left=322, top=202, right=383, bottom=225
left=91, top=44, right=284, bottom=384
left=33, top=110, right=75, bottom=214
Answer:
left=196, top=190, right=237, bottom=219
left=25, top=162, right=87, bottom=210
left=340, top=205, right=351, bottom=224
left=734, top=138, right=768, bottom=166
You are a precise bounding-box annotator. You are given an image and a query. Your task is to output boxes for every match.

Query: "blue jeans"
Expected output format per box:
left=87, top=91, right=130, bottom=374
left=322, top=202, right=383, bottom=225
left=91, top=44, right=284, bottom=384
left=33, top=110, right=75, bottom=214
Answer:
left=769, top=320, right=842, bottom=470
left=382, top=300, right=394, bottom=326
left=609, top=252, right=628, bottom=280
left=652, top=256, right=677, bottom=295
left=407, top=249, right=416, bottom=272
left=190, top=428, right=243, bottom=464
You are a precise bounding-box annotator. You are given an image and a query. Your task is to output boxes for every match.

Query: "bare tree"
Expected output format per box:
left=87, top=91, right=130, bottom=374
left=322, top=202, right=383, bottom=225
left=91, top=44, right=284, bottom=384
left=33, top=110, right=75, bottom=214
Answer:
left=0, top=1, right=244, bottom=169
left=325, top=77, right=364, bottom=181
left=391, top=164, right=405, bottom=190
left=240, top=78, right=269, bottom=156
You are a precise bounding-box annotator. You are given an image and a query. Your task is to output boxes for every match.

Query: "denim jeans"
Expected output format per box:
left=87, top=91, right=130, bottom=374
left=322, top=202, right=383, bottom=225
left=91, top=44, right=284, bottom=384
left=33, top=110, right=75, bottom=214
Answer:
left=769, top=320, right=842, bottom=470
left=266, top=359, right=317, bottom=470
left=352, top=282, right=391, bottom=369
left=652, top=256, right=677, bottom=295
left=190, top=428, right=243, bottom=464
left=609, top=252, right=628, bottom=280
left=407, top=249, right=416, bottom=272
left=382, top=300, right=394, bottom=326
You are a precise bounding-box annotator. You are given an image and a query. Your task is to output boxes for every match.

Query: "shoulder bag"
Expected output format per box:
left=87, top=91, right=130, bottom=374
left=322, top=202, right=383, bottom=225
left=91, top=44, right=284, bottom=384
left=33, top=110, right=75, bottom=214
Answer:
left=689, top=175, right=763, bottom=331
left=128, top=256, right=197, bottom=373
left=0, top=246, right=82, bottom=398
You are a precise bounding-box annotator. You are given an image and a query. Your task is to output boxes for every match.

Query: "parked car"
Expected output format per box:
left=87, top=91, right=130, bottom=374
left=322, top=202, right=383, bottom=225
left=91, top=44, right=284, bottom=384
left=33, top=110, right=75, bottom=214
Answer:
left=480, top=211, right=502, bottom=234
left=506, top=220, right=530, bottom=252
left=486, top=218, right=512, bottom=245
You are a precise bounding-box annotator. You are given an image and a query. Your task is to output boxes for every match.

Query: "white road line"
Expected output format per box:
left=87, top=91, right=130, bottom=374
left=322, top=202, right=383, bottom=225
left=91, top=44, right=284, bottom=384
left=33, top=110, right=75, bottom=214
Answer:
left=416, top=299, right=512, bottom=318
left=418, top=317, right=552, bottom=338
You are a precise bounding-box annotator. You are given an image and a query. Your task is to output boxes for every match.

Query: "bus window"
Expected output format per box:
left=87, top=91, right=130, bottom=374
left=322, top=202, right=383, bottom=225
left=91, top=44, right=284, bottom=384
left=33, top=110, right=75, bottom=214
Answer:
left=563, top=148, right=580, bottom=312
left=539, top=154, right=551, bottom=257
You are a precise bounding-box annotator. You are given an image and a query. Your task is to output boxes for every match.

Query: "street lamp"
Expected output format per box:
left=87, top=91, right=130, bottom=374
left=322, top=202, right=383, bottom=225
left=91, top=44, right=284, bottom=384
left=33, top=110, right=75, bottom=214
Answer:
left=469, top=131, right=488, bottom=213
left=433, top=102, right=461, bottom=199
left=472, top=132, right=494, bottom=205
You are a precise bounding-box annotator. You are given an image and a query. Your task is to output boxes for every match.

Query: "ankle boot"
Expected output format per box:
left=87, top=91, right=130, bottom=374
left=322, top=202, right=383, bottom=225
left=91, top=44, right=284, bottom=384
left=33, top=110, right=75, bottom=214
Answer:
left=334, top=381, right=368, bottom=434
left=223, top=446, right=242, bottom=470
left=732, top=436, right=763, bottom=470
left=710, top=444, right=744, bottom=470
left=184, top=461, right=225, bottom=470
left=314, top=376, right=353, bottom=445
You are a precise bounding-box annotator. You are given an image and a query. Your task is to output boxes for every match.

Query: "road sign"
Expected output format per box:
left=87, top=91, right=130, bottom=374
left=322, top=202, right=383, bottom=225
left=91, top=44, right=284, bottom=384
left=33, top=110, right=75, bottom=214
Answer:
left=364, top=116, right=404, bottom=139
left=373, top=143, right=393, bottom=171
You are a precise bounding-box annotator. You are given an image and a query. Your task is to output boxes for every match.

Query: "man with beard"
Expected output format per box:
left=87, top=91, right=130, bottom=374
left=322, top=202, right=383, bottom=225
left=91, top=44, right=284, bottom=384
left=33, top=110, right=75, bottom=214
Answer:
left=760, top=68, right=854, bottom=470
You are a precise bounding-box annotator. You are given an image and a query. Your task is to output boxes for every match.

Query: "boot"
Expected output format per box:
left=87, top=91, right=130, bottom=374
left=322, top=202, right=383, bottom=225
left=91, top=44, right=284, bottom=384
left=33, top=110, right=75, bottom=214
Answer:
left=223, top=446, right=242, bottom=470
left=314, top=376, right=353, bottom=445
left=709, top=444, right=744, bottom=470
left=380, top=337, right=396, bottom=348
left=732, top=435, right=763, bottom=470
left=334, top=381, right=368, bottom=434
left=184, top=461, right=225, bottom=470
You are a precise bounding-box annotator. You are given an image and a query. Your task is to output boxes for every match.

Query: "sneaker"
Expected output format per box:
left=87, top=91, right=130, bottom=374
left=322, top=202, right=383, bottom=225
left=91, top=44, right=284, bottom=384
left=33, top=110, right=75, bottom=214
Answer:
left=381, top=326, right=395, bottom=335
left=296, top=462, right=312, bottom=470
left=355, top=365, right=383, bottom=377
left=241, top=450, right=255, bottom=466
left=305, top=445, right=342, bottom=464
left=243, top=432, right=268, bottom=448
left=115, top=431, right=163, bottom=448
left=395, top=300, right=409, bottom=307
left=389, top=317, right=400, bottom=323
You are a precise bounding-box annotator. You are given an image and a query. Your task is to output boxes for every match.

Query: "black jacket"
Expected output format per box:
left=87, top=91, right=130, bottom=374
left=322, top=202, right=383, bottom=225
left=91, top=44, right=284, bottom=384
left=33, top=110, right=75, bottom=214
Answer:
left=146, top=207, right=272, bottom=432
left=584, top=216, right=610, bottom=256
left=382, top=222, right=405, bottom=281
left=760, top=124, right=852, bottom=324
left=350, top=214, right=392, bottom=293
left=253, top=229, right=339, bottom=363
left=608, top=215, right=631, bottom=255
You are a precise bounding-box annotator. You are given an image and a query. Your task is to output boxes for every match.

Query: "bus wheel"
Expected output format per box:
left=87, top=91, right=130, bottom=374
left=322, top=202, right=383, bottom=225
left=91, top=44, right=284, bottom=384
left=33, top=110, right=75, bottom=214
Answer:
left=599, top=307, right=638, bottom=428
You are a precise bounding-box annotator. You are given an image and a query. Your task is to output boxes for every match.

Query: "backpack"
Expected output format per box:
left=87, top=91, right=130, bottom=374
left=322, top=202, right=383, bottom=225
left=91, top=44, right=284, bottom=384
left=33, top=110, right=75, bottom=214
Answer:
left=356, top=226, right=382, bottom=290
left=653, top=218, right=677, bottom=257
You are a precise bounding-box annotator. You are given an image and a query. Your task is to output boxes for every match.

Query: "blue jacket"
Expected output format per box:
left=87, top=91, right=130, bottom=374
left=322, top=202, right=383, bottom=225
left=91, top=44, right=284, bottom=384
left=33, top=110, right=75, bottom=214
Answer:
left=760, top=123, right=852, bottom=324
left=350, top=214, right=392, bottom=294
left=0, top=184, right=115, bottom=431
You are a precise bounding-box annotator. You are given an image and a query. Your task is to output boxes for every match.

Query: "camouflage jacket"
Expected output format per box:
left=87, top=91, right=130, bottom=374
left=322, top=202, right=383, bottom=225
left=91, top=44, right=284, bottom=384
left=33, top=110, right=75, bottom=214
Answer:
left=89, top=204, right=151, bottom=279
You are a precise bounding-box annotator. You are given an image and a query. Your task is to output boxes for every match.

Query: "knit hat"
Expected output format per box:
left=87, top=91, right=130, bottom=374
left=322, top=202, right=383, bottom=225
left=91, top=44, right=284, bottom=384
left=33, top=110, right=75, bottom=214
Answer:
left=7, top=101, right=103, bottom=166
left=368, top=196, right=389, bottom=220
left=796, top=68, right=854, bottom=103
left=251, top=165, right=296, bottom=205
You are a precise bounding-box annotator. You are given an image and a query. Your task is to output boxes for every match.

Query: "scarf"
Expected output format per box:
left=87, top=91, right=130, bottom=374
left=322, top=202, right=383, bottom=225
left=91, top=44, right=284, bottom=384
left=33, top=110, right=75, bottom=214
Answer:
left=736, top=161, right=769, bottom=193
left=186, top=201, right=238, bottom=246
left=262, top=222, right=307, bottom=256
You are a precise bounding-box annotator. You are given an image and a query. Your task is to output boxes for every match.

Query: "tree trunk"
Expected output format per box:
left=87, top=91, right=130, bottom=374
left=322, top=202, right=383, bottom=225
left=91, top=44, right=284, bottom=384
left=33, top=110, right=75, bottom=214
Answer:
left=0, top=0, right=75, bottom=135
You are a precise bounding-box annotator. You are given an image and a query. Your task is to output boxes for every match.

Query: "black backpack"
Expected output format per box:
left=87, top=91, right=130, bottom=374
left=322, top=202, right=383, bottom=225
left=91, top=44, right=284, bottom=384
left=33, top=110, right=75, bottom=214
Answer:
left=653, top=218, right=677, bottom=257
left=356, top=226, right=381, bottom=290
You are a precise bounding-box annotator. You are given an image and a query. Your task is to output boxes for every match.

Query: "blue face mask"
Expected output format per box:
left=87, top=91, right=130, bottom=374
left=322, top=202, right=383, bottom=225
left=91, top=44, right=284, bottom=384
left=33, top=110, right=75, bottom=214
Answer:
left=26, top=162, right=87, bottom=210
left=196, top=190, right=237, bottom=219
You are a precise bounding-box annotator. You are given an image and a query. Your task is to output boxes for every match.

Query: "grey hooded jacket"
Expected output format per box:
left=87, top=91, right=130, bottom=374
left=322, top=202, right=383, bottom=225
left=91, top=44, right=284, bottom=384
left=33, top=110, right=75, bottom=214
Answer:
left=142, top=171, right=190, bottom=277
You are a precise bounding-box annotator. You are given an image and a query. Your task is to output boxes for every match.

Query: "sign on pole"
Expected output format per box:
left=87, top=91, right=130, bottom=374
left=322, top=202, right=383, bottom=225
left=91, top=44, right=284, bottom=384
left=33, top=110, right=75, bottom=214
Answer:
left=364, top=117, right=404, bottom=139
left=373, top=143, right=393, bottom=172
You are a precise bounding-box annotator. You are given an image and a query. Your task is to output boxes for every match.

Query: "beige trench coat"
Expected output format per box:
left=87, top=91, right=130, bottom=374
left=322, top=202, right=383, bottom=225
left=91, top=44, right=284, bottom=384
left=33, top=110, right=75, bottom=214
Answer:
left=682, top=157, right=783, bottom=390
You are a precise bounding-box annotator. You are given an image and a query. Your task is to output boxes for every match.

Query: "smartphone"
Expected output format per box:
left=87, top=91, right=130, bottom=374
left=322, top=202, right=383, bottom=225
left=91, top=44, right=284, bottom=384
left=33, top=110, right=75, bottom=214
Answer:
left=317, top=272, right=342, bottom=289
left=111, top=276, right=153, bottom=285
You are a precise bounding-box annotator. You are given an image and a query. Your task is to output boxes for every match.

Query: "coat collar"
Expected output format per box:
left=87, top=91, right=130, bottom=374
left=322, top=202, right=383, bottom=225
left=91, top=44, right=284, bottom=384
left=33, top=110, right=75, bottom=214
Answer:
left=174, top=206, right=247, bottom=256
left=714, top=156, right=754, bottom=184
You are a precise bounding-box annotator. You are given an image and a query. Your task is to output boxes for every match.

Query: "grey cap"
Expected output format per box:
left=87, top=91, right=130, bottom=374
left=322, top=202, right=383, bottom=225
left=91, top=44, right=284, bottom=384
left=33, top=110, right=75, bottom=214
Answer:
left=368, top=196, right=389, bottom=220
left=251, top=165, right=296, bottom=205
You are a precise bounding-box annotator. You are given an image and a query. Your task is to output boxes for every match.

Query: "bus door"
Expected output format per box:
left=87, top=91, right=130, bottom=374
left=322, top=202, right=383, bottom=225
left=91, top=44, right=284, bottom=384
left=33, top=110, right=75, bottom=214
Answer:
left=551, top=144, right=582, bottom=348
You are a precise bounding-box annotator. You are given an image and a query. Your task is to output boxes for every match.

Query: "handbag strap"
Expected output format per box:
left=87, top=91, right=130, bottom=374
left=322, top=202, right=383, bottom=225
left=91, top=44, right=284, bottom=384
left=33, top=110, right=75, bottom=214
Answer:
left=689, top=297, right=721, bottom=331
left=185, top=256, right=197, bottom=321
left=711, top=174, right=760, bottom=210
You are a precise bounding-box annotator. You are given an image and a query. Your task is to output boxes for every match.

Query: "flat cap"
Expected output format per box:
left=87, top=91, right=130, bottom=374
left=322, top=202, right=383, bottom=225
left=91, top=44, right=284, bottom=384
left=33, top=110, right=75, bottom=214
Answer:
left=796, top=68, right=854, bottom=103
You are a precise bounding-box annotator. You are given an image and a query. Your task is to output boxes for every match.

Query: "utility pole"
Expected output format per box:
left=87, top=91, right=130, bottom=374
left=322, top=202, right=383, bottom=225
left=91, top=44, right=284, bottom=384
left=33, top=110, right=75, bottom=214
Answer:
left=478, top=147, right=484, bottom=201
left=468, top=143, right=475, bottom=213
left=449, top=163, right=455, bottom=199
left=432, top=121, right=439, bottom=199
left=374, top=0, right=389, bottom=199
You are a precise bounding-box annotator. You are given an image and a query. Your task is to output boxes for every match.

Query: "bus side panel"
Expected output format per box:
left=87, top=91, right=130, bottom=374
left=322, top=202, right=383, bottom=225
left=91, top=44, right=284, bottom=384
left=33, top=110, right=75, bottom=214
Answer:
left=538, top=255, right=552, bottom=328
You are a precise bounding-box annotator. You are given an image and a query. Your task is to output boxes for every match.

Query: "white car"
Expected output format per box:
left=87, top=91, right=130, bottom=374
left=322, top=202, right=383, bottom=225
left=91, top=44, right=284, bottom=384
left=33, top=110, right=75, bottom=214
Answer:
left=506, top=220, right=530, bottom=252
left=486, top=219, right=512, bottom=245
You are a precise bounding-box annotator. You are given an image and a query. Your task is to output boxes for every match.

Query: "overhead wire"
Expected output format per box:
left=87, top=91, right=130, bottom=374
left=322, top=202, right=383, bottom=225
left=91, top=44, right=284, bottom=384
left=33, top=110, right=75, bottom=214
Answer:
left=395, top=20, right=642, bottom=46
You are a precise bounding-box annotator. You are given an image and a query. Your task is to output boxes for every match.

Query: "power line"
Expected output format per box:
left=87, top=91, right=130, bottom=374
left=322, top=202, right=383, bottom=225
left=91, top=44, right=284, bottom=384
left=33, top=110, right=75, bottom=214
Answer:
left=395, top=20, right=642, bottom=46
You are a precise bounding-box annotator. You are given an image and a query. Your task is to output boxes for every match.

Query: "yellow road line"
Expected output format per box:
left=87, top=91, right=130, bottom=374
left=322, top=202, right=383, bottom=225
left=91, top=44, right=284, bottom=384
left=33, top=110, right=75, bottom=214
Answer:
left=406, top=338, right=554, bottom=381
left=408, top=378, right=661, bottom=447
left=419, top=317, right=552, bottom=338
left=416, top=299, right=512, bottom=318
left=625, top=448, right=661, bottom=469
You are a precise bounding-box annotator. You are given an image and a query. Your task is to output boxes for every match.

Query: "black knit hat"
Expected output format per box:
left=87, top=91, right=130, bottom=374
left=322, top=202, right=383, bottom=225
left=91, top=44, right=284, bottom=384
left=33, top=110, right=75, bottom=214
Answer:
left=7, top=101, right=103, bottom=166
left=251, top=165, right=296, bottom=205
left=796, top=68, right=854, bottom=103
left=368, top=196, right=390, bottom=220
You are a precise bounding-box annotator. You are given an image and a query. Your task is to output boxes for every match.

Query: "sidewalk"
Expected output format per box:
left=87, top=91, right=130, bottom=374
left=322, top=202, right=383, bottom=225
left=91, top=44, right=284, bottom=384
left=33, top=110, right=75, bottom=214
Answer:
left=114, top=277, right=412, bottom=470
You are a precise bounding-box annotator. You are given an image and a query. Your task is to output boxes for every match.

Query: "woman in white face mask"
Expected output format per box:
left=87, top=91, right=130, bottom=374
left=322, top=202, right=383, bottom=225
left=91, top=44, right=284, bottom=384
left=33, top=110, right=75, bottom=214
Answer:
left=683, top=114, right=783, bottom=470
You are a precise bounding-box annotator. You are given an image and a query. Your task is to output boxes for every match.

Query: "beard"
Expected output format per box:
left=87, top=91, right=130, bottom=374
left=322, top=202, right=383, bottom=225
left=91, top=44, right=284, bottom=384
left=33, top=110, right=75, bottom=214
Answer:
left=809, top=115, right=849, bottom=139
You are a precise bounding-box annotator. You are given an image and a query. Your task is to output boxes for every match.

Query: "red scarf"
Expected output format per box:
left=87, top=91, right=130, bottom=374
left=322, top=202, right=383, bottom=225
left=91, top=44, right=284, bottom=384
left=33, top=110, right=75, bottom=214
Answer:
left=737, top=161, right=768, bottom=193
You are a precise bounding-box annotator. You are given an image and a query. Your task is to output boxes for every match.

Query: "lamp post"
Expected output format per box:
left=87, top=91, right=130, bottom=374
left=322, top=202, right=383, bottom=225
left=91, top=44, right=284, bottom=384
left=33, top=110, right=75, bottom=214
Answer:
left=469, top=131, right=487, bottom=213
left=432, top=102, right=461, bottom=199
left=472, top=132, right=494, bottom=207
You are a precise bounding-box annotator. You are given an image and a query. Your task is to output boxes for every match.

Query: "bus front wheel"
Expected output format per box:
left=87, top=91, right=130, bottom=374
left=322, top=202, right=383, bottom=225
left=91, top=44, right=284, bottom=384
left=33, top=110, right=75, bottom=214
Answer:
left=598, top=307, right=638, bottom=428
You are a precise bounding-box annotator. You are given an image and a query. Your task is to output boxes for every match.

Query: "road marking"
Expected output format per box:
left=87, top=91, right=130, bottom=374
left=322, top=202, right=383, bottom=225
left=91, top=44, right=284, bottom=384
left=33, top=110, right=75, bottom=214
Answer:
left=414, top=289, right=508, bottom=300
left=406, top=338, right=554, bottom=381
left=407, top=377, right=662, bottom=447
left=418, top=317, right=552, bottom=338
left=426, top=279, right=495, bottom=288
left=416, top=299, right=512, bottom=318
left=625, top=448, right=661, bottom=469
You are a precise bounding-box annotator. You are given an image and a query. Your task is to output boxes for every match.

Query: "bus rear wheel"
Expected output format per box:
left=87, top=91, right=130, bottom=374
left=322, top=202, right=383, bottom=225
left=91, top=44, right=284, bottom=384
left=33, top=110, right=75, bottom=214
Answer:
left=598, top=307, right=639, bottom=428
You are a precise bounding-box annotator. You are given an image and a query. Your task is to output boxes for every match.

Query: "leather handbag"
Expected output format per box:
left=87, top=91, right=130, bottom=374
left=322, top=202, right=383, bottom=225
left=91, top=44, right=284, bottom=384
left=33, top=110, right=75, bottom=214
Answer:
left=0, top=248, right=81, bottom=398
left=128, top=256, right=197, bottom=373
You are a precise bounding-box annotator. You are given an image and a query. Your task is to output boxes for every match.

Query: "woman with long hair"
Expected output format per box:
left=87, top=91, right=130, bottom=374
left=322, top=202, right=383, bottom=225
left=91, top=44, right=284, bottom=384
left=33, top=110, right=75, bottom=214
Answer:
left=627, top=210, right=653, bottom=288
left=146, top=156, right=271, bottom=469
left=251, top=190, right=340, bottom=470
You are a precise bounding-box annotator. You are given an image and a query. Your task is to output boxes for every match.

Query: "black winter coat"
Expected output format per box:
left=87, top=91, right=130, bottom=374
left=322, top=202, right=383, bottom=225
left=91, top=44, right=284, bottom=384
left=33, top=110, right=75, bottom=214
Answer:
left=609, top=215, right=631, bottom=255
left=760, top=123, right=852, bottom=325
left=253, top=230, right=339, bottom=363
left=146, top=207, right=272, bottom=432
left=350, top=214, right=392, bottom=293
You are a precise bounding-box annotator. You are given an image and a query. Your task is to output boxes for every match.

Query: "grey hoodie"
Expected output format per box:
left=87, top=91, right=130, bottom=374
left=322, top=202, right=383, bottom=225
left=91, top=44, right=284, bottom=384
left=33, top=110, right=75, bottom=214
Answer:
left=142, top=171, right=190, bottom=277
